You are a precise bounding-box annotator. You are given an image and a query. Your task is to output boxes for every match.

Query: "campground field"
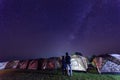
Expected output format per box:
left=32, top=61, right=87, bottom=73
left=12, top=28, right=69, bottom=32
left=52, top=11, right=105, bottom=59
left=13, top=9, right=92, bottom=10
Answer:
left=0, top=69, right=120, bottom=80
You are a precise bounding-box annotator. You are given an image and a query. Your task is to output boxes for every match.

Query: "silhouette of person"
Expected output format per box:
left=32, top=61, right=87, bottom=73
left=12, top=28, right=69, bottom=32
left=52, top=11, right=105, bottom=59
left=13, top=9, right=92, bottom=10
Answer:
left=62, top=56, right=66, bottom=75
left=65, top=52, right=72, bottom=76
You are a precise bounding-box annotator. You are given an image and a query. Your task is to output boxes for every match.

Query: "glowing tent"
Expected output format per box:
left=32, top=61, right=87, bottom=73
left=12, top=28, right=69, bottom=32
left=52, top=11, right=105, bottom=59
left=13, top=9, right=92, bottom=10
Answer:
left=71, top=54, right=88, bottom=71
left=28, top=59, right=38, bottom=70
left=93, top=53, right=120, bottom=74
left=5, top=60, right=19, bottom=69
left=47, top=57, right=61, bottom=70
left=17, top=60, right=29, bottom=69
left=40, top=57, right=61, bottom=70
left=0, top=62, right=8, bottom=70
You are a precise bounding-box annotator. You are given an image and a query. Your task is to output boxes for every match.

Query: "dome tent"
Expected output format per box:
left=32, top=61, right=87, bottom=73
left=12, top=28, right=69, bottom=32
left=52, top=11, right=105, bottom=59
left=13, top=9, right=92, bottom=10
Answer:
left=28, top=59, right=38, bottom=70
left=71, top=53, right=88, bottom=71
left=40, top=57, right=61, bottom=70
left=0, top=62, right=8, bottom=70
left=17, top=60, right=29, bottom=69
left=5, top=60, right=19, bottom=69
left=92, top=53, right=120, bottom=74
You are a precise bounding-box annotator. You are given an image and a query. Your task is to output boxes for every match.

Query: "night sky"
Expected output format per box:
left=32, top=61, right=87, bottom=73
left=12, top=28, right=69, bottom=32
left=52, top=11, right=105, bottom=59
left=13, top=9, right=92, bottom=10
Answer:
left=0, top=0, right=120, bottom=61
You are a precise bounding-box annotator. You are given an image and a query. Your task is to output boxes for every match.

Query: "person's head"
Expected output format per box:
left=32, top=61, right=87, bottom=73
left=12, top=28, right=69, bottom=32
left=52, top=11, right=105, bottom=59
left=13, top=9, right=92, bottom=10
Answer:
left=62, top=56, right=64, bottom=59
left=66, top=52, right=68, bottom=56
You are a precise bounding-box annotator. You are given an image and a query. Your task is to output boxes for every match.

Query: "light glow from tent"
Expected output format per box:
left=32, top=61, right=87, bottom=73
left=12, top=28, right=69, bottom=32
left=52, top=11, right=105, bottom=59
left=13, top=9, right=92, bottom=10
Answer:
left=71, top=58, right=86, bottom=71
left=109, top=54, right=120, bottom=60
left=0, top=62, right=8, bottom=70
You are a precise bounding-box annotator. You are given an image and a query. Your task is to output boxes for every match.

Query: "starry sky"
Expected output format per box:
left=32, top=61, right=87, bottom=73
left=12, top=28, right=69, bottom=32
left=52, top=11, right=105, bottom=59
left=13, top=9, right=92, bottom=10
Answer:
left=0, top=0, right=120, bottom=61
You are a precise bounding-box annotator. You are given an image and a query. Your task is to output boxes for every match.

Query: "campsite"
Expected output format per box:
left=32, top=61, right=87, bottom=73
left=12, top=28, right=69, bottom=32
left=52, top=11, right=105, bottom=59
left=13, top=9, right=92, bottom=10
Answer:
left=1, top=0, right=120, bottom=79
left=0, top=53, right=120, bottom=80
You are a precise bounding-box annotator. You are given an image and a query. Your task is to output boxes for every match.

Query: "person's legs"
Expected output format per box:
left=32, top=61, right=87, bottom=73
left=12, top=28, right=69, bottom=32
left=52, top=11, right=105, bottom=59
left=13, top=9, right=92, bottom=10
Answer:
left=62, top=67, right=64, bottom=75
left=62, top=66, right=65, bottom=75
left=69, top=64, right=72, bottom=76
left=66, top=64, right=72, bottom=76
left=66, top=64, right=70, bottom=76
left=62, top=66, right=67, bottom=75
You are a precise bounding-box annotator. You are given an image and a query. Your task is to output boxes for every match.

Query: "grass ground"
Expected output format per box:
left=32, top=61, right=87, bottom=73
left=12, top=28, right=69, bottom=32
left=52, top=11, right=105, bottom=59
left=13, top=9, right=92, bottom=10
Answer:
left=0, top=69, right=120, bottom=80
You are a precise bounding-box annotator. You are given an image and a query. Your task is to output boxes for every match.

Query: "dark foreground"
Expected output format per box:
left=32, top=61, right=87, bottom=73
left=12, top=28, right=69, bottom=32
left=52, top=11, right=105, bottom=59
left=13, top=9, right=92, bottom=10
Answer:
left=0, top=69, right=120, bottom=80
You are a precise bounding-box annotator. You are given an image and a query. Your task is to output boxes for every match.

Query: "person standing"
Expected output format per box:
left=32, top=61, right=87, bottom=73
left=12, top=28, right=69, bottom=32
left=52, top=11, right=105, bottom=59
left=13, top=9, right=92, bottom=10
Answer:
left=65, top=52, right=72, bottom=76
left=61, top=56, right=66, bottom=75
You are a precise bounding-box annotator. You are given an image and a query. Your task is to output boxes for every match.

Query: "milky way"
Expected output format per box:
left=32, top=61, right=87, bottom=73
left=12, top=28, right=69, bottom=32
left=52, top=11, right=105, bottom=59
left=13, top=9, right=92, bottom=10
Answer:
left=0, top=0, right=120, bottom=61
